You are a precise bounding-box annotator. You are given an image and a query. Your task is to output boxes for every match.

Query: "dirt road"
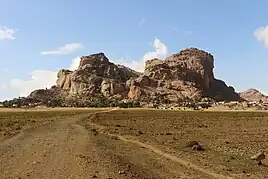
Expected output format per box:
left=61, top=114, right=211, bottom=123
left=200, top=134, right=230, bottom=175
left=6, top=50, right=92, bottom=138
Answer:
left=0, top=111, right=231, bottom=179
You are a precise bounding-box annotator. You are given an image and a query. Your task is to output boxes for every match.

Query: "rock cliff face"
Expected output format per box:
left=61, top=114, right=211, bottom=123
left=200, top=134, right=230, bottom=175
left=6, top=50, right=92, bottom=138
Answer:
left=141, top=48, right=240, bottom=101
left=56, top=53, right=140, bottom=100
left=239, top=89, right=268, bottom=102
left=29, top=48, right=241, bottom=104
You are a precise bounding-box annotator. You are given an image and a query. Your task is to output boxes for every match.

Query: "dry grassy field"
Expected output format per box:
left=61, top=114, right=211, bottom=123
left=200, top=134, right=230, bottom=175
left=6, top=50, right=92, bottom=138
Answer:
left=86, top=109, right=268, bottom=179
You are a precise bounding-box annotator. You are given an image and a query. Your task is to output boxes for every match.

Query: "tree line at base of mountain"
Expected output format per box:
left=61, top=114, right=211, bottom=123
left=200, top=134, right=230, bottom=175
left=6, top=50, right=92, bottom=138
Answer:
left=0, top=95, right=216, bottom=109
left=0, top=97, right=141, bottom=109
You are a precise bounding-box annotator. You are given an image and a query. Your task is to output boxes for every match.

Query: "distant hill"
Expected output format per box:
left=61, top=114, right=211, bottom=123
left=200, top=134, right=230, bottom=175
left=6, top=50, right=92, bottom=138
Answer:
left=239, top=89, right=268, bottom=102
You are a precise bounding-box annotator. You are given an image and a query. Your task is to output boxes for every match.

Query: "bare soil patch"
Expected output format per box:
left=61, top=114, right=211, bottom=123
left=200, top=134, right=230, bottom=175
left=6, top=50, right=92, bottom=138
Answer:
left=1, top=109, right=268, bottom=179
left=87, top=110, right=268, bottom=179
left=0, top=109, right=101, bottom=141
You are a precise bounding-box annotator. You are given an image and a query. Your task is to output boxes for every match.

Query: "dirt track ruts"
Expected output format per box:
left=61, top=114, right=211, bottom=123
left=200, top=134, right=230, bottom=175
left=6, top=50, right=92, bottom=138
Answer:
left=0, top=110, right=232, bottom=179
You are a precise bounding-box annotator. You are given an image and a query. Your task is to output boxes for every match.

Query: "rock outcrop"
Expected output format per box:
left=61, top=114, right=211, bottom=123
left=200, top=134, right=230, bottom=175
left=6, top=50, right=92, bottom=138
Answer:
left=29, top=48, right=242, bottom=105
left=56, top=52, right=140, bottom=99
left=143, top=48, right=240, bottom=101
left=239, top=89, right=268, bottom=102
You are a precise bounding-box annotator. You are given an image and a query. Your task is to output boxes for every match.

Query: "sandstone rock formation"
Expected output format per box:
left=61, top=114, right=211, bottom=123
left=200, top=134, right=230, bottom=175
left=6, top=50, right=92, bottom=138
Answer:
left=239, top=89, right=268, bottom=102
left=142, top=48, right=240, bottom=101
left=56, top=53, right=140, bottom=99
left=29, top=48, right=242, bottom=105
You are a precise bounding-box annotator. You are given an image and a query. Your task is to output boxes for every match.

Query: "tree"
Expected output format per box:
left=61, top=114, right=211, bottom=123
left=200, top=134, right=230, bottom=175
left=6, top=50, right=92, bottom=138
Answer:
left=133, top=101, right=141, bottom=107
left=48, top=99, right=63, bottom=107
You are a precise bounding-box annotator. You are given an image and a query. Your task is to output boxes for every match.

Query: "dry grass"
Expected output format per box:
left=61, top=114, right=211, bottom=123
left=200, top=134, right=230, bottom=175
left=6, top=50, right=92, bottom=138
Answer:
left=90, top=110, right=268, bottom=179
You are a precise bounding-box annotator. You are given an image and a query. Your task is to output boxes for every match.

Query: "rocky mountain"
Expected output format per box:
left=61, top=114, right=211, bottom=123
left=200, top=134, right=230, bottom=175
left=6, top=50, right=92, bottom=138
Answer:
left=239, top=89, right=268, bottom=102
left=28, top=48, right=242, bottom=106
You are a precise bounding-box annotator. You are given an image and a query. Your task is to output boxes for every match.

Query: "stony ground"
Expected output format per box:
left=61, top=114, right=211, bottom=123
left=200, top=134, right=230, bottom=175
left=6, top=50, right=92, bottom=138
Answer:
left=1, top=109, right=268, bottom=179
left=88, top=109, right=268, bottom=179
left=0, top=108, right=103, bottom=141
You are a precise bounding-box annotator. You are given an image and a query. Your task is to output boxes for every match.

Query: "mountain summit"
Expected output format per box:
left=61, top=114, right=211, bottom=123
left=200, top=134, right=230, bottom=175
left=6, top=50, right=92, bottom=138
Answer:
left=29, top=48, right=241, bottom=105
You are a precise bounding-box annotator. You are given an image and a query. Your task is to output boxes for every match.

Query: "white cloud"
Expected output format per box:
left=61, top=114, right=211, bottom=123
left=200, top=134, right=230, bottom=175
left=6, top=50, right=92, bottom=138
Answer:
left=0, top=26, right=16, bottom=40
left=41, top=43, right=84, bottom=55
left=111, top=38, right=168, bottom=72
left=139, top=18, right=145, bottom=26
left=110, top=57, right=141, bottom=72
left=69, top=56, right=81, bottom=71
left=0, top=70, right=57, bottom=101
left=9, top=70, right=57, bottom=97
left=0, top=56, right=82, bottom=101
left=254, top=26, right=268, bottom=48
left=142, top=38, right=168, bottom=61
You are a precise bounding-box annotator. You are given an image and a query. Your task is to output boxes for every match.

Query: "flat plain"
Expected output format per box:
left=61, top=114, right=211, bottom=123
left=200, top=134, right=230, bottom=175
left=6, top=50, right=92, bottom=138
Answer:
left=86, top=110, right=268, bottom=179
left=1, top=108, right=268, bottom=179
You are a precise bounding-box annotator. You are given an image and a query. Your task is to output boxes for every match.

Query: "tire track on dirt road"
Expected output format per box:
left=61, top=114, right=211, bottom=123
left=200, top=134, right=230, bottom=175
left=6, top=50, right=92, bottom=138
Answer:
left=88, top=109, right=234, bottom=179
left=0, top=113, right=112, bottom=179
left=0, top=109, right=233, bottom=179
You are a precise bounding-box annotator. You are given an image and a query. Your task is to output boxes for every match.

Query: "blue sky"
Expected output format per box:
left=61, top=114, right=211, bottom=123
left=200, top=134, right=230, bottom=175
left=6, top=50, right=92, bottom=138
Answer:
left=1, top=0, right=268, bottom=100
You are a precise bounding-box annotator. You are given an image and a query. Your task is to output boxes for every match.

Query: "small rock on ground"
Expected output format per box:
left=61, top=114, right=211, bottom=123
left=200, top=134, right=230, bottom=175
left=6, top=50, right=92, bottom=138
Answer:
left=186, top=141, right=199, bottom=148
left=118, top=170, right=126, bottom=175
left=186, top=141, right=204, bottom=151
left=259, top=159, right=268, bottom=167
left=192, top=144, right=204, bottom=151
left=250, top=152, right=265, bottom=161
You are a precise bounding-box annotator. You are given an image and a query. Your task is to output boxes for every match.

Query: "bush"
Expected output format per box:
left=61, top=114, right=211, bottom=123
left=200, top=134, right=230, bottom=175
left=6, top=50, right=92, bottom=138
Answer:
left=48, top=99, right=63, bottom=107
